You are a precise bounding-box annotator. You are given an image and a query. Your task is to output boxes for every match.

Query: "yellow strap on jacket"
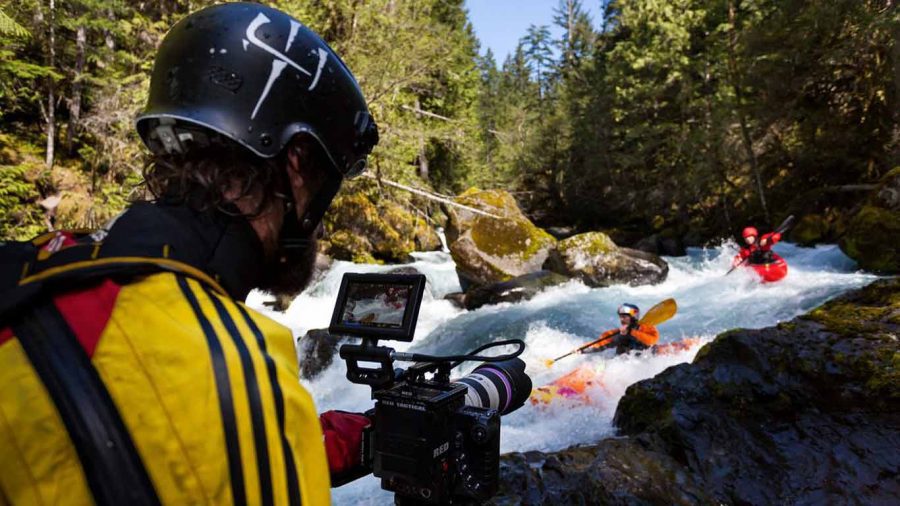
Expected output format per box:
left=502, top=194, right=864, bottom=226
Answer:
left=0, top=272, right=330, bottom=505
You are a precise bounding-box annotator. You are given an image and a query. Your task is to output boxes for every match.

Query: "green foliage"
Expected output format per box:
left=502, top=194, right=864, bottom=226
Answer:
left=0, top=0, right=896, bottom=249
left=0, top=8, right=28, bottom=37
left=477, top=0, right=898, bottom=239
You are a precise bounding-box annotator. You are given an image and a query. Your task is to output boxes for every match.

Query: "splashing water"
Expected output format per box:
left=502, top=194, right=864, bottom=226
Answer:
left=246, top=242, right=878, bottom=504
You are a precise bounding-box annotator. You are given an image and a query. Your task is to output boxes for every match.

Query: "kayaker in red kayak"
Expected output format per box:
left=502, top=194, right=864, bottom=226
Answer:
left=739, top=226, right=782, bottom=264
left=580, top=303, right=659, bottom=355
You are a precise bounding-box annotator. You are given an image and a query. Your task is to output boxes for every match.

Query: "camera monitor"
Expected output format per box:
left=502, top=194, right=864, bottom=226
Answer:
left=329, top=273, right=426, bottom=342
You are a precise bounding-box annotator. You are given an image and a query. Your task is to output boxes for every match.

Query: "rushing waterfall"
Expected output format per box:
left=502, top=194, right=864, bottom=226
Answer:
left=246, top=241, right=879, bottom=504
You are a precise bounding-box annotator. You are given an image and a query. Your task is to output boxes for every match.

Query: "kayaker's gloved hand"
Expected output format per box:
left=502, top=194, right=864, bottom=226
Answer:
left=320, top=410, right=372, bottom=483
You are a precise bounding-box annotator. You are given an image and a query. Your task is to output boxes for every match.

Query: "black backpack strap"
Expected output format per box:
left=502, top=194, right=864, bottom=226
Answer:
left=13, top=301, right=161, bottom=506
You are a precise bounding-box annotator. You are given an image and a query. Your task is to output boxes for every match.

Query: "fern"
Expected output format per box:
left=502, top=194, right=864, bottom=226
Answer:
left=0, top=8, right=29, bottom=38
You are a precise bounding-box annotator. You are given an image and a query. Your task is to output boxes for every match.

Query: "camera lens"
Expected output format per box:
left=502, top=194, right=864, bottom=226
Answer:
left=454, top=358, right=532, bottom=415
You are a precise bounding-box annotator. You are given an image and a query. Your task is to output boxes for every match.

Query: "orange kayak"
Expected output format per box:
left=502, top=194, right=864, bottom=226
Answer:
left=530, top=337, right=704, bottom=406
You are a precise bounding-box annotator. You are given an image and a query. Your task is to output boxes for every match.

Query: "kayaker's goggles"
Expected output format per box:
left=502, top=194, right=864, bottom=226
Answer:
left=618, top=304, right=640, bottom=319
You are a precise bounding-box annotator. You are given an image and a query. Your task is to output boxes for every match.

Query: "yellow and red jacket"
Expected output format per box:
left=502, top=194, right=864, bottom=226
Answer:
left=0, top=203, right=330, bottom=505
left=586, top=323, right=659, bottom=354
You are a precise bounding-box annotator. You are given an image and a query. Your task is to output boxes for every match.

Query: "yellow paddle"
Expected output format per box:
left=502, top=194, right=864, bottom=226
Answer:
left=543, top=298, right=678, bottom=367
left=637, top=298, right=677, bottom=327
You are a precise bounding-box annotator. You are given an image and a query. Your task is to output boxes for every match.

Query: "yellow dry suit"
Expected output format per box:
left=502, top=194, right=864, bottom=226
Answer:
left=0, top=202, right=329, bottom=505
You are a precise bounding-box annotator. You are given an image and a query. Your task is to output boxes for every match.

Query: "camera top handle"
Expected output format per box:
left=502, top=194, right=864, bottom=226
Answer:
left=339, top=338, right=397, bottom=387
left=339, top=338, right=527, bottom=388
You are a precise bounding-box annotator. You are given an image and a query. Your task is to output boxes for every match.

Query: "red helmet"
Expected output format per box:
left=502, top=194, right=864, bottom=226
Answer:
left=742, top=227, right=758, bottom=239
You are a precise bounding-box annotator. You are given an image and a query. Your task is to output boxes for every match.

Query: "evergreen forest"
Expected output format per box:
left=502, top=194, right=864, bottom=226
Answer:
left=1, top=0, right=897, bottom=249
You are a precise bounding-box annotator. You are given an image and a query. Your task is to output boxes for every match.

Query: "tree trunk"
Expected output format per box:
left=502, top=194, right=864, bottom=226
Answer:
left=726, top=0, right=768, bottom=222
left=66, top=24, right=86, bottom=155
left=565, top=0, right=576, bottom=69
left=414, top=97, right=429, bottom=180
left=44, top=0, right=56, bottom=169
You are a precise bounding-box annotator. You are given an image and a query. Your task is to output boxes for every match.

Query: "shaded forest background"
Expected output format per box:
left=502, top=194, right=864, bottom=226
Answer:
left=1, top=0, right=897, bottom=248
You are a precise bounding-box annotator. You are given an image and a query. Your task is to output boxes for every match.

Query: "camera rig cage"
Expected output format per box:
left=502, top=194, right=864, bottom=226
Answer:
left=328, top=273, right=528, bottom=504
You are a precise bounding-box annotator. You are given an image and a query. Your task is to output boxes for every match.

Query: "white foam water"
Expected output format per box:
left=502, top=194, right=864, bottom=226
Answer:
left=246, top=242, right=878, bottom=504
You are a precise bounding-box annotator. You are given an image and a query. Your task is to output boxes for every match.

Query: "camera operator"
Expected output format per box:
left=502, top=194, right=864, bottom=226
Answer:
left=0, top=3, right=377, bottom=505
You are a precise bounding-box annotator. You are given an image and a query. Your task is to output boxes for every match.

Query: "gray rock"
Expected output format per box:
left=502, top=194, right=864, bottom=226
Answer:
left=544, top=232, right=668, bottom=287
left=462, top=271, right=569, bottom=310
left=297, top=328, right=345, bottom=380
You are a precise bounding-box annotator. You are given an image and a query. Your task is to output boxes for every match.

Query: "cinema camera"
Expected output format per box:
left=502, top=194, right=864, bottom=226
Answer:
left=329, top=273, right=532, bottom=504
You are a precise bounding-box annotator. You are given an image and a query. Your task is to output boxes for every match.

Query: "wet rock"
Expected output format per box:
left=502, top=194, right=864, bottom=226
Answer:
left=297, top=328, right=345, bottom=380
left=790, top=213, right=830, bottom=246
left=445, top=188, right=557, bottom=286
left=634, top=228, right=687, bottom=257
left=495, top=278, right=900, bottom=505
left=443, top=292, right=467, bottom=309
left=544, top=226, right=577, bottom=240
left=386, top=266, right=434, bottom=295
left=544, top=232, right=668, bottom=287
left=413, top=218, right=442, bottom=252
left=494, top=441, right=711, bottom=505
left=454, top=271, right=569, bottom=310
left=840, top=167, right=900, bottom=273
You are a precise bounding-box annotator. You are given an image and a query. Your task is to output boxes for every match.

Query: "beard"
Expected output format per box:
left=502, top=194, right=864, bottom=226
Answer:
left=257, top=236, right=319, bottom=299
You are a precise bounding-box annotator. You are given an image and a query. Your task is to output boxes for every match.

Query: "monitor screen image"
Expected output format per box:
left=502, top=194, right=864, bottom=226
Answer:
left=339, top=282, right=411, bottom=329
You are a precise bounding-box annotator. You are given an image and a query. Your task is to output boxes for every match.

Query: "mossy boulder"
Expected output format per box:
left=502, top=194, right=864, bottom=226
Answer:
left=544, top=231, right=668, bottom=287
left=840, top=168, right=900, bottom=273
left=445, top=188, right=557, bottom=285
left=324, top=192, right=440, bottom=264
left=790, top=213, right=830, bottom=246
left=495, top=279, right=900, bottom=505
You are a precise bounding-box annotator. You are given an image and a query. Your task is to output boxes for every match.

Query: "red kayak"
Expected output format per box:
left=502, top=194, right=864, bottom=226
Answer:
left=732, top=253, right=788, bottom=283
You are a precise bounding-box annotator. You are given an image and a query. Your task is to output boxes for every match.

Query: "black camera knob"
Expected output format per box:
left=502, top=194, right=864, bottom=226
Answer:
left=471, top=424, right=488, bottom=443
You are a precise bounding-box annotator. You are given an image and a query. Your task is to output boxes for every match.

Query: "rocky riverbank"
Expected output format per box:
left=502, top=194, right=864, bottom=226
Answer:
left=493, top=277, right=900, bottom=505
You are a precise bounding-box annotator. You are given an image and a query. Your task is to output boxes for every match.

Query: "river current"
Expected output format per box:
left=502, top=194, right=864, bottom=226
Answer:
left=246, top=241, right=877, bottom=504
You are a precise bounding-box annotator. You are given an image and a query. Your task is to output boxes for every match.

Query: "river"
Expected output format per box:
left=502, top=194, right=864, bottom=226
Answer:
left=246, top=241, right=878, bottom=504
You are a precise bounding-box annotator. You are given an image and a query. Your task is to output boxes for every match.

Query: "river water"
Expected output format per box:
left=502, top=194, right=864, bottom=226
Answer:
left=246, top=241, right=877, bottom=504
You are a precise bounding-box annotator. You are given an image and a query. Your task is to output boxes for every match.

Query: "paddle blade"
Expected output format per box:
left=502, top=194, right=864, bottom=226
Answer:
left=639, top=298, right=677, bottom=326
left=544, top=358, right=555, bottom=368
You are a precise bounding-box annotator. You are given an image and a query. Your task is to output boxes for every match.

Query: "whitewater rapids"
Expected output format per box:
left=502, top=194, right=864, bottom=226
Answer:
left=246, top=242, right=878, bottom=504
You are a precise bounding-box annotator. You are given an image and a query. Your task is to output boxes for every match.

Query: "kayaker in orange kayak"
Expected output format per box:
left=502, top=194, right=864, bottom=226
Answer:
left=739, top=226, right=782, bottom=264
left=580, top=303, right=659, bottom=355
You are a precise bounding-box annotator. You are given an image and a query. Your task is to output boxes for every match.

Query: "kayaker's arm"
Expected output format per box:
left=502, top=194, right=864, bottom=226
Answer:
left=628, top=324, right=659, bottom=347
left=759, top=232, right=782, bottom=249
left=581, top=329, right=618, bottom=354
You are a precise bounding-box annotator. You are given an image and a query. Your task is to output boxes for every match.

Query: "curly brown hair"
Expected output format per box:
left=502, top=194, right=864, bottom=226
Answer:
left=141, top=136, right=290, bottom=218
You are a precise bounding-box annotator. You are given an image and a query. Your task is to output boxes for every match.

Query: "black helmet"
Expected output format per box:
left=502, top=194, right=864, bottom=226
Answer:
left=136, top=2, right=378, bottom=177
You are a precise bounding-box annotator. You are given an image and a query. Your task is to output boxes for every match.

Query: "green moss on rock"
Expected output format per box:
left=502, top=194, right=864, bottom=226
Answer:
left=469, top=216, right=554, bottom=259
left=803, top=278, right=900, bottom=336
left=839, top=168, right=900, bottom=273
left=328, top=230, right=377, bottom=264
left=446, top=188, right=557, bottom=285
left=790, top=214, right=830, bottom=247
left=840, top=205, right=900, bottom=273
left=557, top=232, right=617, bottom=256
left=324, top=191, right=437, bottom=263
